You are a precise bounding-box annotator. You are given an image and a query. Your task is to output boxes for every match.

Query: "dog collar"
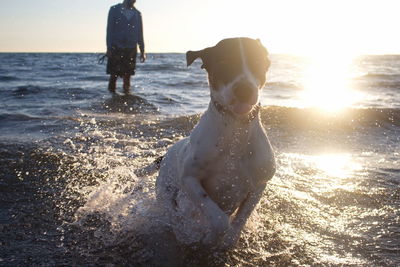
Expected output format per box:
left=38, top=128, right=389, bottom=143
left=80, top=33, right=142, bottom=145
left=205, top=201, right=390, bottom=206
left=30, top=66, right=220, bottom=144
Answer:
left=213, top=101, right=260, bottom=123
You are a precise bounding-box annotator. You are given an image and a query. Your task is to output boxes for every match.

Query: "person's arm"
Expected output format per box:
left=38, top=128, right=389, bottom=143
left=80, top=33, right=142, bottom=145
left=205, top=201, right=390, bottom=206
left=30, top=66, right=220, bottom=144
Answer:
left=106, top=7, right=114, bottom=56
left=138, top=12, right=146, bottom=62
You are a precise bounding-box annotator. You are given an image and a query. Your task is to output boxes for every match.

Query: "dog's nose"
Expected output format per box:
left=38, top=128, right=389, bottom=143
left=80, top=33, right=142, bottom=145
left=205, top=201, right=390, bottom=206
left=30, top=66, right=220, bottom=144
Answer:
left=233, top=82, right=255, bottom=103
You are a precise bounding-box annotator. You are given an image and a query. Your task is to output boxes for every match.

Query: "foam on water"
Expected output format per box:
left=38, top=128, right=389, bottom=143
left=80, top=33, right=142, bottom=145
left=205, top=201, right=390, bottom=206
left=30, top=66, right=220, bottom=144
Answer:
left=32, top=108, right=396, bottom=265
left=1, top=112, right=399, bottom=265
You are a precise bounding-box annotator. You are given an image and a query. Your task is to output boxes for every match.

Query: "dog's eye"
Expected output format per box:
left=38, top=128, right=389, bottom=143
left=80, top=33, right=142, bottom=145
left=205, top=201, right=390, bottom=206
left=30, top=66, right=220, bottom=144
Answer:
left=217, top=65, right=241, bottom=82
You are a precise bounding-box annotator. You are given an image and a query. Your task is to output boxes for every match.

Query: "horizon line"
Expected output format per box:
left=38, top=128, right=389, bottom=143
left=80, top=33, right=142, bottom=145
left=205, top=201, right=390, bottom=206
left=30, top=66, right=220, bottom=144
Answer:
left=1, top=51, right=399, bottom=57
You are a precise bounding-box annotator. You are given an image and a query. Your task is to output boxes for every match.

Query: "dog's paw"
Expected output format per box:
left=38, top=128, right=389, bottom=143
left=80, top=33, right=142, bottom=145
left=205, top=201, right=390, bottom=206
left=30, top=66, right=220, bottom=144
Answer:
left=201, top=230, right=219, bottom=246
left=219, top=228, right=240, bottom=250
left=210, top=213, right=230, bottom=235
left=201, top=215, right=230, bottom=246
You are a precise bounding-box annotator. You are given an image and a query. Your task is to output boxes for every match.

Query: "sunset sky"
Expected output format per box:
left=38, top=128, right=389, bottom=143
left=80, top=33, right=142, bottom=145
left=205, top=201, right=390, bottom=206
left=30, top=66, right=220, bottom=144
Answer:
left=0, top=0, right=399, bottom=55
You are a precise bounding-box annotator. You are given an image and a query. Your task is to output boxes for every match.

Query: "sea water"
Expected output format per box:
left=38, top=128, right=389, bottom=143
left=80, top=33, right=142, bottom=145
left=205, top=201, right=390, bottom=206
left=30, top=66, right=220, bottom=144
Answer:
left=0, top=53, right=399, bottom=265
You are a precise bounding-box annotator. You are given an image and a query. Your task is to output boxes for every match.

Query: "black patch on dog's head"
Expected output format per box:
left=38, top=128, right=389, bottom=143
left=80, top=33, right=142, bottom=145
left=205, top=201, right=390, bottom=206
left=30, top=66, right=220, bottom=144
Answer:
left=186, top=38, right=270, bottom=87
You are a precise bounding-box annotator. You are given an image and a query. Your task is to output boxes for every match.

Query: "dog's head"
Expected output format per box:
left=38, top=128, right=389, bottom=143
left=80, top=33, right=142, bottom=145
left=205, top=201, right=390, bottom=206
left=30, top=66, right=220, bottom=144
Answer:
left=187, top=37, right=270, bottom=116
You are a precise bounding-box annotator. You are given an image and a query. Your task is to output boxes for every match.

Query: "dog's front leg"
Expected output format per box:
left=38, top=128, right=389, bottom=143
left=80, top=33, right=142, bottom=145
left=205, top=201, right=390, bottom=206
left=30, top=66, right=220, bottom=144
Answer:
left=182, top=175, right=230, bottom=245
left=220, top=186, right=265, bottom=249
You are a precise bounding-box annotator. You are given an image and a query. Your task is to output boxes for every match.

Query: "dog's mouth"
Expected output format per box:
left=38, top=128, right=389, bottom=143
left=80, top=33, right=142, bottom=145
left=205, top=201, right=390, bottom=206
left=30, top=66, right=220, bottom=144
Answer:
left=232, top=102, right=254, bottom=115
left=229, top=83, right=259, bottom=115
left=230, top=96, right=258, bottom=115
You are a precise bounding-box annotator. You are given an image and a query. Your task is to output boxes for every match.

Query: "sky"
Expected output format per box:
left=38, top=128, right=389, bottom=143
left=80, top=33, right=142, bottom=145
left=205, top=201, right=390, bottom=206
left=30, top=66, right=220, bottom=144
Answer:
left=0, top=0, right=399, bottom=55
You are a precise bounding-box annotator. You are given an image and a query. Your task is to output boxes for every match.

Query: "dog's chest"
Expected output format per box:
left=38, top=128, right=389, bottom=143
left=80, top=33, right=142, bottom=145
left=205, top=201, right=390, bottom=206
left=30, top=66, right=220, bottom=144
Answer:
left=202, top=162, right=253, bottom=214
left=200, top=148, right=259, bottom=214
left=188, top=115, right=272, bottom=213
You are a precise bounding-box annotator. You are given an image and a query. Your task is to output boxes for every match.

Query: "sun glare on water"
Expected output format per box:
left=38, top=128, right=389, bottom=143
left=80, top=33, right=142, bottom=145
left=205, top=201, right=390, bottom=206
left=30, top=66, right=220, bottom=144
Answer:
left=284, top=153, right=363, bottom=192
left=300, top=54, right=363, bottom=112
left=312, top=153, right=362, bottom=179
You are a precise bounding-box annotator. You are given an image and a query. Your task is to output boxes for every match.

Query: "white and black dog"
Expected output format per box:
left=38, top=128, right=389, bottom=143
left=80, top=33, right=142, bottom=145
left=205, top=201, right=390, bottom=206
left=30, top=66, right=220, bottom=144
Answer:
left=155, top=37, right=276, bottom=249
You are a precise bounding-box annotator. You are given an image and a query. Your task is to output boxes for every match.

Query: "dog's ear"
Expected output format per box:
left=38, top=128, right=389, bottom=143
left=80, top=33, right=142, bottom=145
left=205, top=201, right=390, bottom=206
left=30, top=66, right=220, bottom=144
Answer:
left=256, top=38, right=269, bottom=54
left=186, top=50, right=204, bottom=67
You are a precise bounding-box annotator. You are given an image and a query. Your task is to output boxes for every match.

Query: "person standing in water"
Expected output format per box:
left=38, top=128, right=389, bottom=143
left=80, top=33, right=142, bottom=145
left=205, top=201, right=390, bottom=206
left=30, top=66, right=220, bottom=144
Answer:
left=106, top=0, right=145, bottom=94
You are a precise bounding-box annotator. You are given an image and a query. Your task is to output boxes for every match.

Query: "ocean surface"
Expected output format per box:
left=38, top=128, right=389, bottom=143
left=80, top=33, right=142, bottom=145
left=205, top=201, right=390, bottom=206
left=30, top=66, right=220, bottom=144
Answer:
left=0, top=53, right=399, bottom=266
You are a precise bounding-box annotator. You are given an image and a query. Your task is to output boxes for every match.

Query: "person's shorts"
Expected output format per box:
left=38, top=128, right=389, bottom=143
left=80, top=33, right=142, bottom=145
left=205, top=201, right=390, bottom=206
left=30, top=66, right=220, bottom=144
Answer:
left=106, top=47, right=137, bottom=76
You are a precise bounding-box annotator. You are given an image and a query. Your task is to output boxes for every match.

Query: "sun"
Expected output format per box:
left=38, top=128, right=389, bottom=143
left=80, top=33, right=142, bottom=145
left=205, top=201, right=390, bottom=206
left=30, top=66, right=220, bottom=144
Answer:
left=299, top=53, right=364, bottom=112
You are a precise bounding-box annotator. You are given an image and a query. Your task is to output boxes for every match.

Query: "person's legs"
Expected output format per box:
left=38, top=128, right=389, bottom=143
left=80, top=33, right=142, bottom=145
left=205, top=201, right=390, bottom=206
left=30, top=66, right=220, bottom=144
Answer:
left=108, top=75, right=117, bottom=93
left=123, top=74, right=131, bottom=94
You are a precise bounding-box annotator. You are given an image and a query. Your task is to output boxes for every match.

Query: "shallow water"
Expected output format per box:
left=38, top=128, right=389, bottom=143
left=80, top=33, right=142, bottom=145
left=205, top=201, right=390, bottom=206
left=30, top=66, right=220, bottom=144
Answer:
left=0, top=53, right=399, bottom=266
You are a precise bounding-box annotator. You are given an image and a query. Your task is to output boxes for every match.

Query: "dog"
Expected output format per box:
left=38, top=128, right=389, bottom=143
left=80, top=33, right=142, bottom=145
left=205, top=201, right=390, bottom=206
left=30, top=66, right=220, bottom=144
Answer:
left=155, top=37, right=276, bottom=249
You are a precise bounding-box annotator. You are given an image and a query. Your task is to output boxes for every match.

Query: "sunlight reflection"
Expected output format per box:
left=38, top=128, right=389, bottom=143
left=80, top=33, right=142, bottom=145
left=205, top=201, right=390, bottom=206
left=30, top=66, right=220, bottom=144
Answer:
left=312, top=154, right=362, bottom=179
left=300, top=55, right=364, bottom=112
left=284, top=153, right=363, bottom=191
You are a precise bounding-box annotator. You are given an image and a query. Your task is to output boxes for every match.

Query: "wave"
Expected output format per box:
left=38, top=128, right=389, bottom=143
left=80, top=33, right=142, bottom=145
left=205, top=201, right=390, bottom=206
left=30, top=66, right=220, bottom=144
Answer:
left=358, top=73, right=400, bottom=80
left=1, top=104, right=398, bottom=133
left=12, top=85, right=45, bottom=95
left=368, top=81, right=400, bottom=90
left=11, top=85, right=89, bottom=97
left=0, top=132, right=398, bottom=266
left=76, top=76, right=108, bottom=82
left=0, top=75, right=19, bottom=81
left=161, top=106, right=400, bottom=131
left=94, top=93, right=160, bottom=114
left=141, top=106, right=400, bottom=141
left=153, top=95, right=180, bottom=104
left=0, top=113, right=42, bottom=122
left=0, top=113, right=81, bottom=124
left=160, top=79, right=207, bottom=88
left=260, top=106, right=400, bottom=129
left=265, top=82, right=301, bottom=90
left=139, top=64, right=187, bottom=72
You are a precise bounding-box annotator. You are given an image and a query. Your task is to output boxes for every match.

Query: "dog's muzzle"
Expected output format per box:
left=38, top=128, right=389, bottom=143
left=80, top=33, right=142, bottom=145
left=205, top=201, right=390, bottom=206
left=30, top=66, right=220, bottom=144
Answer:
left=214, top=100, right=260, bottom=123
left=231, top=82, right=258, bottom=115
left=233, top=82, right=255, bottom=103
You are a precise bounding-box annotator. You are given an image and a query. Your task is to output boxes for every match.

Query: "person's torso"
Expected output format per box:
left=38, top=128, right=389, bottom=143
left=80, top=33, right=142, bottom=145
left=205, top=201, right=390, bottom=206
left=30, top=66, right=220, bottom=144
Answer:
left=110, top=4, right=141, bottom=48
